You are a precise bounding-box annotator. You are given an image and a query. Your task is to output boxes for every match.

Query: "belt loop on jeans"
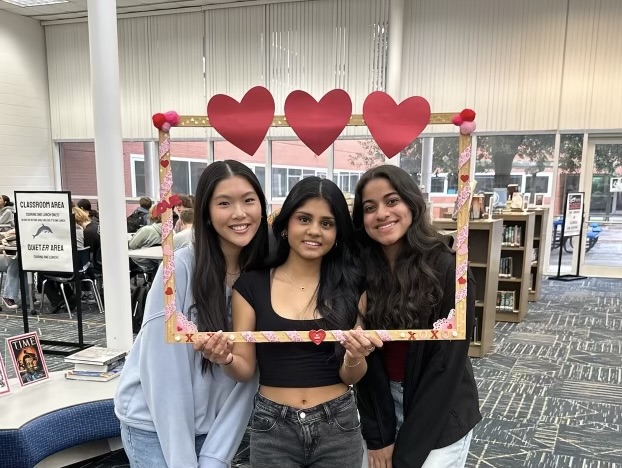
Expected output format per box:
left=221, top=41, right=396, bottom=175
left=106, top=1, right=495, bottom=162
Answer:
left=278, top=405, right=288, bottom=424
left=322, top=403, right=334, bottom=424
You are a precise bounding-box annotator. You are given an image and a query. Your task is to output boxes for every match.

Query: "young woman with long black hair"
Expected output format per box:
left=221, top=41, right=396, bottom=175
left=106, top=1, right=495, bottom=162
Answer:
left=115, top=160, right=269, bottom=468
left=352, top=165, right=481, bottom=468
left=196, top=176, right=383, bottom=468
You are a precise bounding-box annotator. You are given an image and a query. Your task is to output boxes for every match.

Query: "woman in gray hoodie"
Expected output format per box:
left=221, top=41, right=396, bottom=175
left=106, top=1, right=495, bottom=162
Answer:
left=0, top=195, right=15, bottom=228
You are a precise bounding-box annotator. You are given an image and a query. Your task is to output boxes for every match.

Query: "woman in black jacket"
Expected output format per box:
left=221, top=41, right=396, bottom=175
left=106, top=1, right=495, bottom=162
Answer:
left=352, top=165, right=481, bottom=468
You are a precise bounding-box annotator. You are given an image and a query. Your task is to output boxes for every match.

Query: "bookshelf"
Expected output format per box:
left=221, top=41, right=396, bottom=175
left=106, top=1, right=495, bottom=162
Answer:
left=433, top=219, right=503, bottom=358
left=527, top=207, right=550, bottom=301
left=492, top=211, right=536, bottom=323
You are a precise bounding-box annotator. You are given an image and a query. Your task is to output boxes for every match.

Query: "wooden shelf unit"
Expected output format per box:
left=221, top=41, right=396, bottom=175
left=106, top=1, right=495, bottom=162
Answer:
left=527, top=207, right=550, bottom=301
left=433, top=218, right=503, bottom=358
left=492, top=211, right=536, bottom=323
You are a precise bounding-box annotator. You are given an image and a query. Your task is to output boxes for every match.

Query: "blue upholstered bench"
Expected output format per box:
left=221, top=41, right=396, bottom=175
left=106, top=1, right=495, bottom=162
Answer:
left=0, top=372, right=121, bottom=468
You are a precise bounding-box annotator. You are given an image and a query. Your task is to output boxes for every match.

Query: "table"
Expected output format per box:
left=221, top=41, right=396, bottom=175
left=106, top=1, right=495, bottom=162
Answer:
left=0, top=371, right=120, bottom=468
left=128, top=245, right=163, bottom=260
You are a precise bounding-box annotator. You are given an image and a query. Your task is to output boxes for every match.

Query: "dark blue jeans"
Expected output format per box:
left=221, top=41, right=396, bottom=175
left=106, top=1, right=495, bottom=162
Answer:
left=250, top=389, right=364, bottom=467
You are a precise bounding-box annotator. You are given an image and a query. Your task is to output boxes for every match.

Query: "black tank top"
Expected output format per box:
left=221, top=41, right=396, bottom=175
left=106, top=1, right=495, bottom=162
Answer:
left=233, top=270, right=341, bottom=387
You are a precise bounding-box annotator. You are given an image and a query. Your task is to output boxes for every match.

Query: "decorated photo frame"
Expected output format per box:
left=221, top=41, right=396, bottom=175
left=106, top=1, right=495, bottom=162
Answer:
left=153, top=88, right=476, bottom=345
left=0, top=354, right=10, bottom=396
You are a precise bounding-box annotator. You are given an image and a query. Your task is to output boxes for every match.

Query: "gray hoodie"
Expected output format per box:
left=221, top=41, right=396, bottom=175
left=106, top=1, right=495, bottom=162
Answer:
left=115, top=246, right=258, bottom=467
left=0, top=206, right=14, bottom=227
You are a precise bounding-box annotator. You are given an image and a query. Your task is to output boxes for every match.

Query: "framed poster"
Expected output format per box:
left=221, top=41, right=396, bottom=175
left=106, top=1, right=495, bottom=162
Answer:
left=6, top=332, right=49, bottom=387
left=14, top=191, right=74, bottom=273
left=564, top=192, right=584, bottom=237
left=0, top=355, right=10, bottom=396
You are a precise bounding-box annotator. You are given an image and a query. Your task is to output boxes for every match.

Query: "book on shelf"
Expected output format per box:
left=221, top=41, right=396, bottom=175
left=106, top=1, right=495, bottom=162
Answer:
left=496, top=291, right=516, bottom=312
left=501, top=225, right=522, bottom=247
left=73, top=357, right=125, bottom=373
left=532, top=247, right=539, bottom=262
left=499, top=257, right=514, bottom=277
left=65, top=367, right=123, bottom=382
left=65, top=346, right=127, bottom=366
left=471, top=317, right=480, bottom=343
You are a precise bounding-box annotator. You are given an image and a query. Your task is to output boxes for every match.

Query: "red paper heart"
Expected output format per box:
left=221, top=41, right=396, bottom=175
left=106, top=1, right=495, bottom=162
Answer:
left=160, top=159, right=169, bottom=168
left=284, top=89, right=352, bottom=155
left=169, top=194, right=182, bottom=207
left=460, top=175, right=469, bottom=182
left=309, top=329, right=326, bottom=345
left=177, top=326, right=183, bottom=331
left=165, top=287, right=174, bottom=295
left=363, top=93, right=431, bottom=158
left=207, top=86, right=275, bottom=156
left=154, top=201, right=169, bottom=217
left=458, top=277, right=467, bottom=285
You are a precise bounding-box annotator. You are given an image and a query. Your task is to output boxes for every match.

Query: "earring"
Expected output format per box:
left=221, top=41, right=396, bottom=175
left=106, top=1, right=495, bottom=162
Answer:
left=281, top=230, right=288, bottom=239
left=207, top=220, right=211, bottom=226
left=334, top=241, right=338, bottom=248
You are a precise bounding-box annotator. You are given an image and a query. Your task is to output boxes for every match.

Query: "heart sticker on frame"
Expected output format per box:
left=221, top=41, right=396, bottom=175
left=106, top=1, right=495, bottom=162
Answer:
left=207, top=86, right=275, bottom=156
left=363, top=92, right=431, bottom=158
left=284, top=89, right=352, bottom=155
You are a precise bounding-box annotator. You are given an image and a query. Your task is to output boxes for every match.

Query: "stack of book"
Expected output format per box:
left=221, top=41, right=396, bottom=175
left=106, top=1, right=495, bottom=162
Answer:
left=501, top=225, right=522, bottom=246
left=64, top=346, right=127, bottom=382
left=499, top=257, right=514, bottom=278
left=496, top=291, right=516, bottom=312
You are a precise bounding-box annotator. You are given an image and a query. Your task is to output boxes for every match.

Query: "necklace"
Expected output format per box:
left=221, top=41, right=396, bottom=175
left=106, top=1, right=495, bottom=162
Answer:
left=226, top=270, right=240, bottom=276
left=281, top=270, right=317, bottom=291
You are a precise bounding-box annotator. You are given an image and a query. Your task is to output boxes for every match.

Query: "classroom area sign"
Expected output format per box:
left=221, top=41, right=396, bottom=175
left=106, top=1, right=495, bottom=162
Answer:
left=14, top=192, right=74, bottom=273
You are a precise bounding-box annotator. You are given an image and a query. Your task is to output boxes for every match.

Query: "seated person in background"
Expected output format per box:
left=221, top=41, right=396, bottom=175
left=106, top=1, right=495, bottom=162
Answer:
left=173, top=208, right=193, bottom=250
left=1, top=228, right=19, bottom=310
left=129, top=206, right=162, bottom=250
left=174, top=194, right=194, bottom=232
left=129, top=206, right=162, bottom=273
left=76, top=207, right=101, bottom=304
left=127, top=197, right=152, bottom=233
left=40, top=207, right=87, bottom=313
left=0, top=195, right=15, bottom=227
left=77, top=199, right=99, bottom=223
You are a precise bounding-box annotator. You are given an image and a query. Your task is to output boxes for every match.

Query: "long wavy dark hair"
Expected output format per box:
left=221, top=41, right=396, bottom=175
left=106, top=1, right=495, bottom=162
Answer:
left=352, top=165, right=451, bottom=329
left=192, top=160, right=269, bottom=371
left=271, top=177, right=363, bottom=357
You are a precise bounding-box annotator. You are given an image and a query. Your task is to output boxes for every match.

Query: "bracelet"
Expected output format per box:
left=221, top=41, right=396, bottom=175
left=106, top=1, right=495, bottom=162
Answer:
left=344, top=357, right=363, bottom=368
left=222, top=355, right=234, bottom=366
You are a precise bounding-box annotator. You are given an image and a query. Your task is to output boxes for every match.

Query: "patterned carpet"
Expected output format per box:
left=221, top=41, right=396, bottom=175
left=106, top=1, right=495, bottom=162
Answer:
left=1, top=277, right=621, bottom=467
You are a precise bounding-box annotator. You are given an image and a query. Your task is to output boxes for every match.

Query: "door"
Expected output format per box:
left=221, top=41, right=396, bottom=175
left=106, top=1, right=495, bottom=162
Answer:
left=579, top=138, right=622, bottom=278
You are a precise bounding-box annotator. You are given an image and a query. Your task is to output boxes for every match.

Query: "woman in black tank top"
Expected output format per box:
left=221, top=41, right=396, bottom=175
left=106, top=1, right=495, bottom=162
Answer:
left=197, top=177, right=383, bottom=468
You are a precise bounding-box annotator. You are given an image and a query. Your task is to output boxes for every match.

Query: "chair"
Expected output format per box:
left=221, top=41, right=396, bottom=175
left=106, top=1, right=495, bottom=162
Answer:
left=39, top=247, right=104, bottom=318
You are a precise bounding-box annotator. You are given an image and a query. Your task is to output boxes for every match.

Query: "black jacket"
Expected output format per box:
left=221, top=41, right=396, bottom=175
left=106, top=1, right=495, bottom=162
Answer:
left=356, top=249, right=481, bottom=468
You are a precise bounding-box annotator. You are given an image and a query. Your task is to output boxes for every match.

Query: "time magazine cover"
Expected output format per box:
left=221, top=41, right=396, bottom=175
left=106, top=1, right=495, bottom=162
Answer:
left=6, top=332, right=49, bottom=387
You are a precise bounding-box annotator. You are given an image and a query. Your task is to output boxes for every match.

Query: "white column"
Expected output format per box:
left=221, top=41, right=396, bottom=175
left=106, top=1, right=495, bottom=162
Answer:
left=385, top=0, right=405, bottom=167
left=421, top=137, right=434, bottom=193
left=87, top=0, right=133, bottom=349
left=143, top=141, right=160, bottom=200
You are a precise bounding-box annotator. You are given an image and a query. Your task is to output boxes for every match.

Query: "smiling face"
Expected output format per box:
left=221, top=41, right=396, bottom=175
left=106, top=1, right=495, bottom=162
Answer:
left=361, top=177, right=413, bottom=254
left=209, top=176, right=262, bottom=256
left=286, top=197, right=337, bottom=262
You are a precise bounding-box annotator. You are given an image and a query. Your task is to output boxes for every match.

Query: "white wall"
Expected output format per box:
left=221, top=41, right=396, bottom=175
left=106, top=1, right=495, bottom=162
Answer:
left=44, top=0, right=622, bottom=140
left=0, top=9, right=55, bottom=197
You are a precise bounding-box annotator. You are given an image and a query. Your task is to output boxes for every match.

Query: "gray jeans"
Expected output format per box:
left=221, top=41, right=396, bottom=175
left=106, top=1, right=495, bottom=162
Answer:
left=2, top=257, right=19, bottom=300
left=250, top=389, right=364, bottom=468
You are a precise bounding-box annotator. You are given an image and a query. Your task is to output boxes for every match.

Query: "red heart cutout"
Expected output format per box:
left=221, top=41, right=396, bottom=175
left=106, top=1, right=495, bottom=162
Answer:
left=284, top=90, right=352, bottom=155
left=177, top=326, right=183, bottom=331
left=165, top=287, right=173, bottom=295
left=363, top=92, right=431, bottom=158
left=207, top=86, right=275, bottom=156
left=461, top=175, right=469, bottom=182
left=458, top=277, right=467, bottom=285
left=169, top=194, right=182, bottom=207
left=160, top=160, right=169, bottom=168
left=309, top=329, right=326, bottom=345
left=154, top=201, right=169, bottom=217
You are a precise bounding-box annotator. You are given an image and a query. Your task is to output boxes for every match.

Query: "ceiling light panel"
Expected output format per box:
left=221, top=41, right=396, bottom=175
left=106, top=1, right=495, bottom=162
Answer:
left=1, top=0, right=68, bottom=7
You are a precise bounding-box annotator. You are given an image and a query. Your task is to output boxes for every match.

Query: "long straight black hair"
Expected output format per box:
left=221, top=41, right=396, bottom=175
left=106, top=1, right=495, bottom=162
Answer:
left=271, top=177, right=363, bottom=355
left=192, top=160, right=269, bottom=370
left=352, top=165, right=451, bottom=329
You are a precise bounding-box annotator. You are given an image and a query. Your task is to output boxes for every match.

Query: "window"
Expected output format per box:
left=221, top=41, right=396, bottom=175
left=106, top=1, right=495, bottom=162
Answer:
left=473, top=174, right=523, bottom=193
left=524, top=175, right=550, bottom=194
left=430, top=177, right=445, bottom=193
left=333, top=171, right=363, bottom=193
left=131, top=155, right=207, bottom=196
